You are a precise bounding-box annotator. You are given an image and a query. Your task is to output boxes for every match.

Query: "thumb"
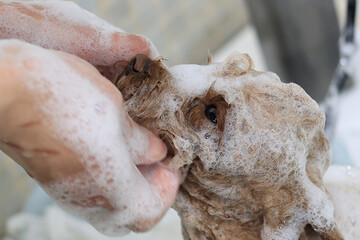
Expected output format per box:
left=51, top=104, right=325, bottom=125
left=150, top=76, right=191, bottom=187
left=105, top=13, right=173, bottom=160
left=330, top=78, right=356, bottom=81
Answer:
left=131, top=158, right=182, bottom=232
left=132, top=124, right=168, bottom=166
left=138, top=157, right=182, bottom=203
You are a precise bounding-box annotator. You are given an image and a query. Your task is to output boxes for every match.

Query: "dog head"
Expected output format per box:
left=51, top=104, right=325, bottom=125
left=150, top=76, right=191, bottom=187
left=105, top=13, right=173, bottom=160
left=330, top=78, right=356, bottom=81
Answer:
left=114, top=52, right=342, bottom=240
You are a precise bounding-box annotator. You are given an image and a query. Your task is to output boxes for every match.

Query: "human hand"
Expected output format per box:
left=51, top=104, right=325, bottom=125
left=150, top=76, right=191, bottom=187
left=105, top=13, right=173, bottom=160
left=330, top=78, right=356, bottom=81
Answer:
left=0, top=1, right=181, bottom=236
left=0, top=0, right=159, bottom=81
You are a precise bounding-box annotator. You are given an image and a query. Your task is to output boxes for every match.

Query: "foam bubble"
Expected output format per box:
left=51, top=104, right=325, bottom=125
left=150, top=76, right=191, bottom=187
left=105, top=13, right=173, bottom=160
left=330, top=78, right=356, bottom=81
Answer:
left=170, top=64, right=218, bottom=97
left=22, top=151, right=33, bottom=158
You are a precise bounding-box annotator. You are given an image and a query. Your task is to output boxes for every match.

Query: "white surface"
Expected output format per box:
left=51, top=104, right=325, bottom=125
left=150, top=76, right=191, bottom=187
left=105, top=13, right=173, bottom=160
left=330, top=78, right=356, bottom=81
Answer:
left=325, top=165, right=360, bottom=240
left=3, top=206, right=182, bottom=240
left=335, top=32, right=360, bottom=166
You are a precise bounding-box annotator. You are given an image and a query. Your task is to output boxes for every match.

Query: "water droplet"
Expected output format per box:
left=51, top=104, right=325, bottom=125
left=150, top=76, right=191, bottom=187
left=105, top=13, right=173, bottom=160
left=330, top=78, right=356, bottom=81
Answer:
left=94, top=104, right=103, bottom=111
left=22, top=151, right=33, bottom=158
left=204, top=133, right=211, bottom=139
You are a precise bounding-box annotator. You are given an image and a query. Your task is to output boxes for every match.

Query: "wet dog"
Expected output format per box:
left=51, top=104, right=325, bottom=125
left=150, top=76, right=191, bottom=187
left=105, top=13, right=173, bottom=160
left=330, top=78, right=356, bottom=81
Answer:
left=113, top=53, right=343, bottom=240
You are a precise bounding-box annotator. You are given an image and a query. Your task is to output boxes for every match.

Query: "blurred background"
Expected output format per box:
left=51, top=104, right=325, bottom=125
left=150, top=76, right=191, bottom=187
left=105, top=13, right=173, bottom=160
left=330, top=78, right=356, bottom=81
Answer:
left=1, top=0, right=360, bottom=239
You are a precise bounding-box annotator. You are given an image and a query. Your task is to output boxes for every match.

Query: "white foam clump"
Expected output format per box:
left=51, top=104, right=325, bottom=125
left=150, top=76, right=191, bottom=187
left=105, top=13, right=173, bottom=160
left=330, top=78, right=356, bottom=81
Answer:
left=0, top=1, right=158, bottom=66
left=170, top=56, right=280, bottom=103
left=0, top=40, right=165, bottom=236
left=170, top=64, right=218, bottom=97
left=325, top=165, right=360, bottom=240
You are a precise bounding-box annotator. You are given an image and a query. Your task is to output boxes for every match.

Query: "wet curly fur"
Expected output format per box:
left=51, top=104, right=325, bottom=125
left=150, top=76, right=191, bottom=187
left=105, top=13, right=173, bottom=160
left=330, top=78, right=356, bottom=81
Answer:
left=112, top=54, right=343, bottom=240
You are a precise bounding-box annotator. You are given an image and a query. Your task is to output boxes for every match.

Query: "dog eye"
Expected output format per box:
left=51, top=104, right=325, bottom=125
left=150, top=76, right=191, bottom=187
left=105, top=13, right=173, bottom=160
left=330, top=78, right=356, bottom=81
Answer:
left=205, top=105, right=217, bottom=124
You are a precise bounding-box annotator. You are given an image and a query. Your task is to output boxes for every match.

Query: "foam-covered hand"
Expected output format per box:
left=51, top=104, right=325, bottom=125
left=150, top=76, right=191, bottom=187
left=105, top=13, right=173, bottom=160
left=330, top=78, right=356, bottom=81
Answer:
left=0, top=1, right=181, bottom=236
left=0, top=0, right=159, bottom=79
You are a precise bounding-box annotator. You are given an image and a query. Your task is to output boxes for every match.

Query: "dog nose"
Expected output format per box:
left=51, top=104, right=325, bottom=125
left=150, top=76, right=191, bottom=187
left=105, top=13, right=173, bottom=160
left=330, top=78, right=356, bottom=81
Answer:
left=125, top=54, right=152, bottom=76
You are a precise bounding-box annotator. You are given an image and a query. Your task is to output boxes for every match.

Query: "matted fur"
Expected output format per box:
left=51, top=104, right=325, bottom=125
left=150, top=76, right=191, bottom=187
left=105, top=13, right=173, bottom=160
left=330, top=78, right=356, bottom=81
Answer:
left=113, top=54, right=343, bottom=240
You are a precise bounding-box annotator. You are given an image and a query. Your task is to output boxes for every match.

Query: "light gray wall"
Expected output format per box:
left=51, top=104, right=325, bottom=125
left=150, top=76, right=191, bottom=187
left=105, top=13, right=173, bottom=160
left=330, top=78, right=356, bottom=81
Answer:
left=71, top=0, right=249, bottom=66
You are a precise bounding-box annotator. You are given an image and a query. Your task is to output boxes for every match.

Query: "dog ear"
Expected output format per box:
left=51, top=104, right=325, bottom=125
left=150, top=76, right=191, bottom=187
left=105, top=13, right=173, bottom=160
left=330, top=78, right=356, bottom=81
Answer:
left=219, top=52, right=253, bottom=77
left=114, top=54, right=168, bottom=101
left=186, top=97, right=206, bottom=131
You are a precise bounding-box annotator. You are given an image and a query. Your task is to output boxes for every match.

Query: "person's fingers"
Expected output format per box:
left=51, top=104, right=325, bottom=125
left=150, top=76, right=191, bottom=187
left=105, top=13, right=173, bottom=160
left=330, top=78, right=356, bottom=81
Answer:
left=117, top=116, right=181, bottom=232
left=52, top=53, right=168, bottom=166
left=131, top=158, right=182, bottom=232
left=0, top=39, right=178, bottom=235
left=0, top=40, right=87, bottom=183
left=130, top=124, right=167, bottom=166
left=138, top=158, right=181, bottom=208
left=0, top=1, right=159, bottom=78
